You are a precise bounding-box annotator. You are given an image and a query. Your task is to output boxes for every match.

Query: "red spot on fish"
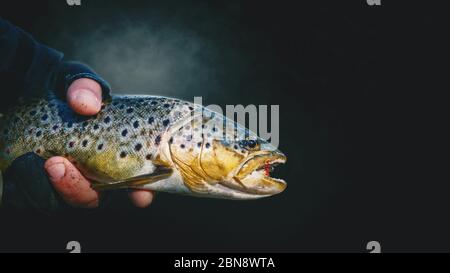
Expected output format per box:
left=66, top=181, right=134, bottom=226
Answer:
left=264, top=161, right=270, bottom=177
left=5, top=148, right=11, bottom=155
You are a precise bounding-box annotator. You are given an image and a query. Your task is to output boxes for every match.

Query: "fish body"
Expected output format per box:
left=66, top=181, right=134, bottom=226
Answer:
left=0, top=92, right=286, bottom=200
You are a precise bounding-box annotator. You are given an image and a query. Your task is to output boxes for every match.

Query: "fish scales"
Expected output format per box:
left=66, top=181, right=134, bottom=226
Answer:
left=0, top=93, right=188, bottom=180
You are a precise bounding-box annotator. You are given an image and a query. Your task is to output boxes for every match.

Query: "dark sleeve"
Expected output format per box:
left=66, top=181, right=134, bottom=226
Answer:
left=0, top=17, right=111, bottom=112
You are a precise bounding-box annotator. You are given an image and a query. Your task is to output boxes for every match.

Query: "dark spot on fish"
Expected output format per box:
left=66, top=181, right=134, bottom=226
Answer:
left=97, top=143, right=104, bottom=150
left=188, top=106, right=194, bottom=111
left=93, top=124, right=100, bottom=130
left=69, top=141, right=75, bottom=148
left=234, top=145, right=239, bottom=150
left=36, top=149, right=41, bottom=154
left=205, top=143, right=211, bottom=149
left=36, top=131, right=42, bottom=137
left=29, top=110, right=37, bottom=116
left=169, top=137, right=173, bottom=144
left=82, top=140, right=88, bottom=147
left=126, top=108, right=134, bottom=114
left=52, top=125, right=59, bottom=130
left=148, top=117, right=154, bottom=125
left=68, top=122, right=73, bottom=128
left=197, top=142, right=202, bottom=147
left=151, top=101, right=157, bottom=105
left=5, top=148, right=11, bottom=155
left=202, top=124, right=206, bottom=129
left=101, top=105, right=106, bottom=110
left=119, top=104, right=125, bottom=109
left=120, top=151, right=127, bottom=158
left=155, top=135, right=161, bottom=145
left=163, top=103, right=171, bottom=108
left=146, top=154, right=152, bottom=160
left=104, top=116, right=111, bottom=123
left=135, top=143, right=143, bottom=152
left=121, top=129, right=128, bottom=137
left=186, top=135, right=193, bottom=141
left=82, top=121, right=89, bottom=128
left=113, top=101, right=119, bottom=106
left=212, top=127, right=217, bottom=132
left=180, top=144, right=185, bottom=149
left=163, top=119, right=170, bottom=127
left=133, top=121, right=139, bottom=128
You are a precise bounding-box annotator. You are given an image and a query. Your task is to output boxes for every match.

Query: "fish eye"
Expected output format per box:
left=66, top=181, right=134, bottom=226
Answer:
left=247, top=140, right=257, bottom=148
left=238, top=139, right=260, bottom=151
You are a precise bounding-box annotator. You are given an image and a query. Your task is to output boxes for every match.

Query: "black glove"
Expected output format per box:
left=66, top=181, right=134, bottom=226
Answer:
left=1, top=153, right=68, bottom=214
left=52, top=61, right=111, bottom=101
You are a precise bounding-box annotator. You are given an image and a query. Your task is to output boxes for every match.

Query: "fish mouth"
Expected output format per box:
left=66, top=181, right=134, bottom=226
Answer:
left=222, top=151, right=287, bottom=196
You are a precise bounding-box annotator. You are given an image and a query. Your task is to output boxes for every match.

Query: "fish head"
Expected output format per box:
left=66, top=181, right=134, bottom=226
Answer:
left=208, top=138, right=287, bottom=197
left=165, top=110, right=287, bottom=199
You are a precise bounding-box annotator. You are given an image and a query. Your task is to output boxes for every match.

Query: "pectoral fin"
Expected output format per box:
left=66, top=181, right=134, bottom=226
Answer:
left=91, top=166, right=173, bottom=191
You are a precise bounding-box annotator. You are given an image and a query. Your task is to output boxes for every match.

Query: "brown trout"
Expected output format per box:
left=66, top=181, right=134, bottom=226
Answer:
left=0, top=92, right=286, bottom=200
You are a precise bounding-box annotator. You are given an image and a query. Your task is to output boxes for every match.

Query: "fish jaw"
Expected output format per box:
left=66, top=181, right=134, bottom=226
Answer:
left=219, top=151, right=287, bottom=196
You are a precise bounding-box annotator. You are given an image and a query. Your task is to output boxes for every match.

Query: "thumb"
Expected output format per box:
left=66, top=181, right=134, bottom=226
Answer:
left=67, top=78, right=103, bottom=116
left=45, top=157, right=99, bottom=208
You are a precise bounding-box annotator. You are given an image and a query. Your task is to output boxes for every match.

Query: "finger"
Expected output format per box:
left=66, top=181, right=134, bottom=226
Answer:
left=128, top=190, right=155, bottom=208
left=44, top=156, right=99, bottom=208
left=67, top=78, right=103, bottom=116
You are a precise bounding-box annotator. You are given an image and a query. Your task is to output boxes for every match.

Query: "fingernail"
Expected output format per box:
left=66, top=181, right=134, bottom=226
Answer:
left=73, top=90, right=101, bottom=109
left=46, top=163, right=66, bottom=181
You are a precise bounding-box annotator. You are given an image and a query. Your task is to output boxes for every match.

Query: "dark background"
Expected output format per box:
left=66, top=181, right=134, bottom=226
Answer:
left=0, top=0, right=448, bottom=252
